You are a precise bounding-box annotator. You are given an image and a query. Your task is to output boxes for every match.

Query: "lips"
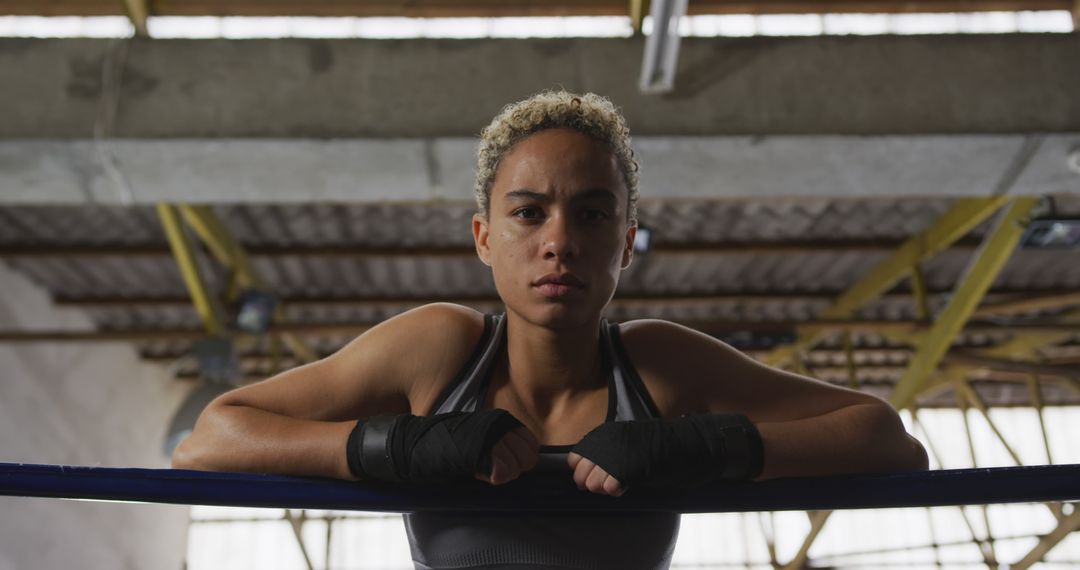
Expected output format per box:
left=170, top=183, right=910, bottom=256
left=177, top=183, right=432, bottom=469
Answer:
left=534, top=273, right=585, bottom=288
left=533, top=273, right=585, bottom=298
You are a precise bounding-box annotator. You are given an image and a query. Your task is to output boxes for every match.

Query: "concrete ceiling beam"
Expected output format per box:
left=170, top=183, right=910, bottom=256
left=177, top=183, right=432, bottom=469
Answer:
left=3, top=35, right=1079, bottom=138
left=2, top=135, right=1078, bottom=203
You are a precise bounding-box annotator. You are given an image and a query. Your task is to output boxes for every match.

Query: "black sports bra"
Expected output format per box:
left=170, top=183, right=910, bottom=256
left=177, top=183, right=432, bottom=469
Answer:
left=402, top=314, right=680, bottom=570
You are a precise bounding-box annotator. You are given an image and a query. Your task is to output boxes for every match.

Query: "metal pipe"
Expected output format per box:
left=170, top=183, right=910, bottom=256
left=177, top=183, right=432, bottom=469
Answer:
left=912, top=406, right=997, bottom=568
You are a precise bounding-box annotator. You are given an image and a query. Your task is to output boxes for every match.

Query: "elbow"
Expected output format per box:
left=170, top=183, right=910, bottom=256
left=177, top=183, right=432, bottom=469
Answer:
left=170, top=398, right=234, bottom=471
left=171, top=437, right=200, bottom=470
left=904, top=434, right=930, bottom=472
left=171, top=423, right=215, bottom=471
left=859, top=403, right=929, bottom=473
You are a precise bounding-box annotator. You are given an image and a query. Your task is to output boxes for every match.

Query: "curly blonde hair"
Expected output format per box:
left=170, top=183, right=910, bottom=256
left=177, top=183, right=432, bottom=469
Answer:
left=475, top=90, right=639, bottom=224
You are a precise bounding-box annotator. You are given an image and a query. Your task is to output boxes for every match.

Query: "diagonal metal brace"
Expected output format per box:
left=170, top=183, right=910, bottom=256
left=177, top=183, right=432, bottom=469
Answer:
left=178, top=205, right=319, bottom=363
left=763, top=196, right=1010, bottom=369
left=889, top=197, right=1039, bottom=410
left=157, top=203, right=225, bottom=336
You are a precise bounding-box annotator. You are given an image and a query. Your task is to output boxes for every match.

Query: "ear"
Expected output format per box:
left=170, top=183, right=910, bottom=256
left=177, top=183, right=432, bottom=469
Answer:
left=473, top=213, right=492, bottom=266
left=621, top=223, right=636, bottom=270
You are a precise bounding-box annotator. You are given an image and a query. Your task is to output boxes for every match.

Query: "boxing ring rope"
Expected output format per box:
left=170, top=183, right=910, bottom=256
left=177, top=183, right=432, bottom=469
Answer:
left=1, top=463, right=1078, bottom=513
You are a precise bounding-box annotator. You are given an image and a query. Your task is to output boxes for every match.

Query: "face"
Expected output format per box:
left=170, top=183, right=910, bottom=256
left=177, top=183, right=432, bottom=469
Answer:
left=473, top=128, right=636, bottom=330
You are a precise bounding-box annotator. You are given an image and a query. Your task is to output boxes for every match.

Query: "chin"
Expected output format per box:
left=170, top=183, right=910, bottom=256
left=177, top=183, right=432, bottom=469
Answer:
left=514, top=301, right=603, bottom=330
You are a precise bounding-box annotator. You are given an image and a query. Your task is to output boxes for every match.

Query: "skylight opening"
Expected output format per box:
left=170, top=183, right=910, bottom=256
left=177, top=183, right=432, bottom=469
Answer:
left=0, top=11, right=1072, bottom=39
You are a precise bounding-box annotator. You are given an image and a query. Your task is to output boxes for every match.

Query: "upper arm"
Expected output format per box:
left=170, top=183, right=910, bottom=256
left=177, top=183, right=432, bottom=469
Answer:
left=211, top=303, right=486, bottom=421
left=619, top=319, right=885, bottom=422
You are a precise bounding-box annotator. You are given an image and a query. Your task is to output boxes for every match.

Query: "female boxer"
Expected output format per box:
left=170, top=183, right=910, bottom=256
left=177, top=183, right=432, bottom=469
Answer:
left=174, top=91, right=927, bottom=570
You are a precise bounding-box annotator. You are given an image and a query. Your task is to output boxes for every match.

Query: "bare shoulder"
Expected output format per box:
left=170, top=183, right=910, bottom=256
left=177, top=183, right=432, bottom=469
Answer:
left=618, top=318, right=741, bottom=367
left=372, top=302, right=486, bottom=358
left=617, top=318, right=883, bottom=421
left=615, top=319, right=743, bottom=416
left=619, top=318, right=720, bottom=350
left=327, top=302, right=487, bottom=414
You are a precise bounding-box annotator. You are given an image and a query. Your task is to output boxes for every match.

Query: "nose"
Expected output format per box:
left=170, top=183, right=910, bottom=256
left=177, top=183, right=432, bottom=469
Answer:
left=540, top=213, right=579, bottom=261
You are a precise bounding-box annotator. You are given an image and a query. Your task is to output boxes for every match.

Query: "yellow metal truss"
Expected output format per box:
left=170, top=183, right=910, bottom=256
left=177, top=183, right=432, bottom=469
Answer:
left=781, top=197, right=1053, bottom=569
left=156, top=203, right=225, bottom=336
left=156, top=204, right=319, bottom=364
left=178, top=205, right=320, bottom=364
left=120, top=0, right=149, bottom=37
left=179, top=205, right=261, bottom=290
left=889, top=197, right=1039, bottom=410
left=762, top=196, right=1010, bottom=369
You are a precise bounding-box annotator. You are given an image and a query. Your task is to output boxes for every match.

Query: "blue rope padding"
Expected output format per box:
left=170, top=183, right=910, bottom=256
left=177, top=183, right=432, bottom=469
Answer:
left=1, top=462, right=1077, bottom=513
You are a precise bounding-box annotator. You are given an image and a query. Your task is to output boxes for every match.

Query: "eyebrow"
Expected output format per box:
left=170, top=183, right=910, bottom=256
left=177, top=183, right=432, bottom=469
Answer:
left=504, top=188, right=617, bottom=204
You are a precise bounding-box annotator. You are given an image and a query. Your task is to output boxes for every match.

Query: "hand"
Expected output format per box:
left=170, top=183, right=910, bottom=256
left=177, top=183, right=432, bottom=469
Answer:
left=569, top=414, right=764, bottom=491
left=475, top=426, right=540, bottom=485
left=568, top=452, right=626, bottom=497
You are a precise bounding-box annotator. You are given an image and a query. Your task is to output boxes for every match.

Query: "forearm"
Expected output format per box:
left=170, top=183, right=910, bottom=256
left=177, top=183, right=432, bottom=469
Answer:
left=172, top=403, right=356, bottom=481
left=754, top=403, right=928, bottom=481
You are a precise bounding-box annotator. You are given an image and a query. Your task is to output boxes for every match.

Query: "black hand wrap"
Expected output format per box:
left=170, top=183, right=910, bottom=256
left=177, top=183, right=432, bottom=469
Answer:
left=345, top=410, right=524, bottom=484
left=570, top=413, right=764, bottom=488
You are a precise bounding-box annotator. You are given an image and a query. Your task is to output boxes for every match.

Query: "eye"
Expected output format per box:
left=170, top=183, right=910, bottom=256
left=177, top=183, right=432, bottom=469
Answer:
left=581, top=209, right=611, bottom=222
left=512, top=206, right=543, bottom=220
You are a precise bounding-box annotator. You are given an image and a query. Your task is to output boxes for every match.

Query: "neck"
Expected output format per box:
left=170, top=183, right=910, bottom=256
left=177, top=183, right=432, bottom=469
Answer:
left=499, top=311, right=606, bottom=415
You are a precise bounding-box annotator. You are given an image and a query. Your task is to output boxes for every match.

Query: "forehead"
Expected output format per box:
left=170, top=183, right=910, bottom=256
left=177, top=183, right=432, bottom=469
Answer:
left=491, top=128, right=625, bottom=201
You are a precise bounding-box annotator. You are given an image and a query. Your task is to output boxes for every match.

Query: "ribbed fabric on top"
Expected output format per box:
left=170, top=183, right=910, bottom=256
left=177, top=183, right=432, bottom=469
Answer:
left=404, top=314, right=680, bottom=570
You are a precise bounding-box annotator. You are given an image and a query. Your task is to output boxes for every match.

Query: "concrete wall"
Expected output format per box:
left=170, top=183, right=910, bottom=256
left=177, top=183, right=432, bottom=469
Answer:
left=0, top=261, right=192, bottom=570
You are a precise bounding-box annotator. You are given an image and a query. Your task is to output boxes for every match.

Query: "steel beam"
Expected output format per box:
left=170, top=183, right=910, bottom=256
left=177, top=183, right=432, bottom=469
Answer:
left=915, top=306, right=1080, bottom=404
left=842, top=331, right=859, bottom=390
left=783, top=510, right=831, bottom=569
left=912, top=407, right=998, bottom=567
left=6, top=238, right=975, bottom=257
left=889, top=197, right=1039, bottom=410
left=0, top=321, right=1074, bottom=351
left=972, top=291, right=1080, bottom=319
left=178, top=205, right=261, bottom=290
left=283, top=510, right=315, bottom=570
left=1027, top=376, right=1055, bottom=465
left=911, top=262, right=932, bottom=321
left=1011, top=507, right=1080, bottom=570
left=958, top=391, right=1001, bottom=568
left=955, top=379, right=1024, bottom=465
left=119, top=0, right=148, bottom=37
left=48, top=289, right=1036, bottom=308
left=757, top=512, right=779, bottom=568
left=761, top=196, right=1010, bottom=369
left=156, top=203, right=224, bottom=335
left=179, top=205, right=319, bottom=363
left=814, top=531, right=1049, bottom=560
left=942, top=353, right=1080, bottom=381
left=1, top=319, right=1075, bottom=343
left=629, top=0, right=647, bottom=34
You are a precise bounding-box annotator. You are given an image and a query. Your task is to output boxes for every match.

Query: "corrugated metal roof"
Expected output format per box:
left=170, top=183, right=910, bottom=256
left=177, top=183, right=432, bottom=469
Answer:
left=1, top=195, right=1077, bottom=405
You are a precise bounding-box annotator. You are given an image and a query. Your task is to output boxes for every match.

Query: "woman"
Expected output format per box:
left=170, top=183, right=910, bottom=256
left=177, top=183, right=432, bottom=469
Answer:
left=174, top=91, right=928, bottom=569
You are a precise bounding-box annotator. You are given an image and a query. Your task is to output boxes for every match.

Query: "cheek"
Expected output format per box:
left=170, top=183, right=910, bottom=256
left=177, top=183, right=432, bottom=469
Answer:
left=598, top=232, right=627, bottom=266
left=489, top=230, right=529, bottom=285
